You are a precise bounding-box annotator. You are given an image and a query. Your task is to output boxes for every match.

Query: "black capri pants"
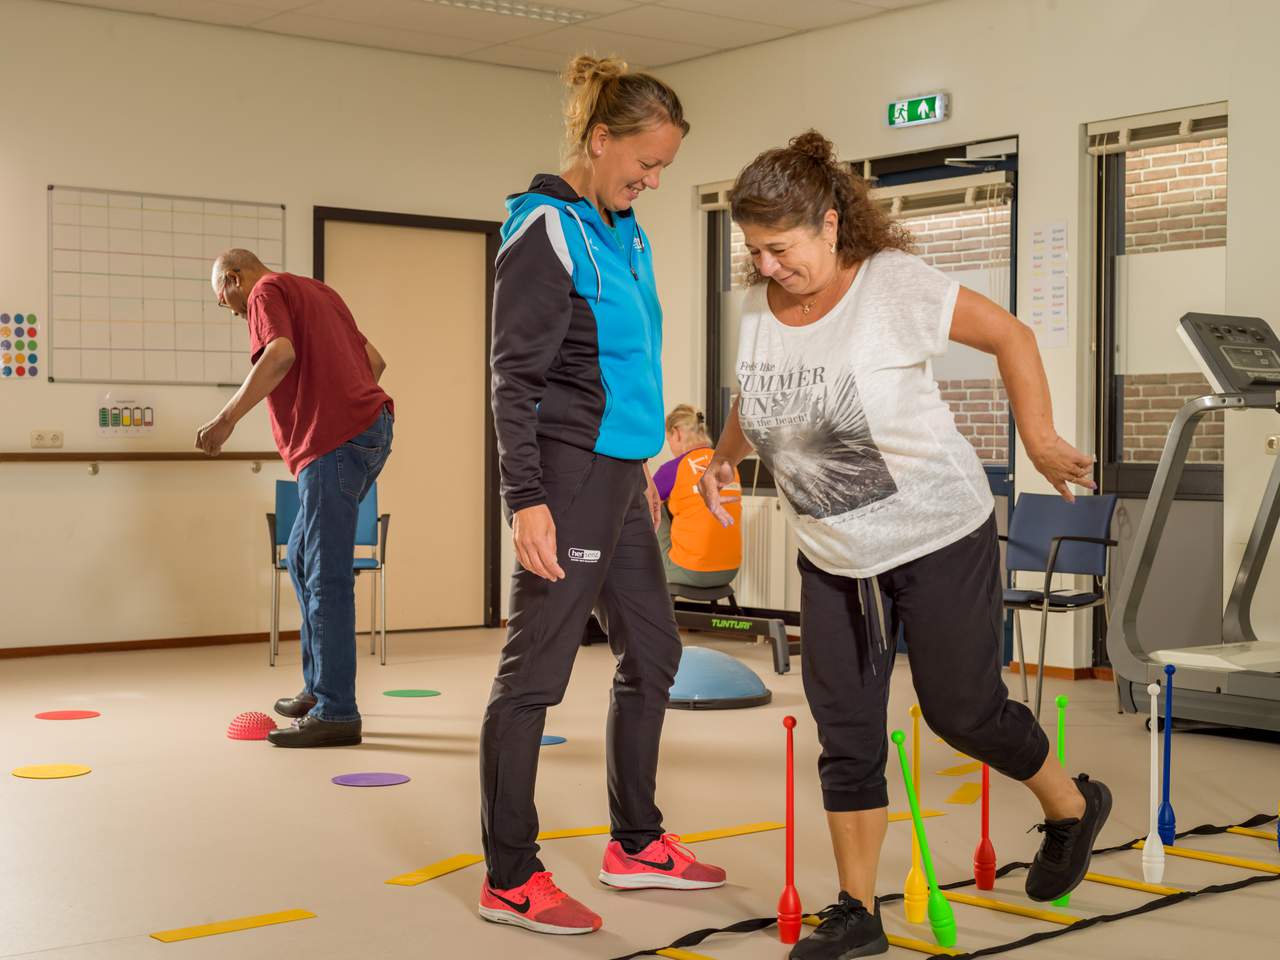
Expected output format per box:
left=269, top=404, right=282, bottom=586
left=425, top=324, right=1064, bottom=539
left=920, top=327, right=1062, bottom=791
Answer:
left=798, top=512, right=1049, bottom=812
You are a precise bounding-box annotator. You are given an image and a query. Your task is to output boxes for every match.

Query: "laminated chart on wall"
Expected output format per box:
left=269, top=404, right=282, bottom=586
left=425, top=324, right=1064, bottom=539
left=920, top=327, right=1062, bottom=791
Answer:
left=1027, top=220, right=1069, bottom=349
left=97, top=390, right=155, bottom=437
left=47, top=186, right=284, bottom=386
left=1, top=311, right=41, bottom=379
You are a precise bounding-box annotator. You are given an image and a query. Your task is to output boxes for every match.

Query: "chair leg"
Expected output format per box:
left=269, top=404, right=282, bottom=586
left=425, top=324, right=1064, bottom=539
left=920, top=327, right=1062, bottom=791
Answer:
left=369, top=572, right=377, bottom=656
left=1013, top=610, right=1028, bottom=703
left=270, top=567, right=280, bottom=668
left=379, top=565, right=388, bottom=666
left=1034, top=608, right=1050, bottom=721
left=1102, top=591, right=1123, bottom=714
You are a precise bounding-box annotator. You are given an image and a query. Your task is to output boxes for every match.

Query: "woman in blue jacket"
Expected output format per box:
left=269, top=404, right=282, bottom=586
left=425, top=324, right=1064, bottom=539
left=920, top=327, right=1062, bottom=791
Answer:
left=479, top=55, right=725, bottom=937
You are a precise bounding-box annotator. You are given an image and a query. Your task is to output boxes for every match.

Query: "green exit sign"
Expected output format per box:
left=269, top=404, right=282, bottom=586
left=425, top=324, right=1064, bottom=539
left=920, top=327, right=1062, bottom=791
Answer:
left=887, top=93, right=949, bottom=128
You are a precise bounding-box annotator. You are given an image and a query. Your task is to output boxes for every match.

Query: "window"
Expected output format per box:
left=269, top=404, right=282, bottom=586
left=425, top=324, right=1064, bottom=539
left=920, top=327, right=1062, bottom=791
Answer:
left=1092, top=103, right=1228, bottom=497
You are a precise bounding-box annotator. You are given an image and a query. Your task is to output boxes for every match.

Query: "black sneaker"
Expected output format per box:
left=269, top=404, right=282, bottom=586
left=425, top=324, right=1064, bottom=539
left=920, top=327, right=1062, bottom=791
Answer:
left=1025, top=773, right=1112, bottom=902
left=789, top=893, right=888, bottom=960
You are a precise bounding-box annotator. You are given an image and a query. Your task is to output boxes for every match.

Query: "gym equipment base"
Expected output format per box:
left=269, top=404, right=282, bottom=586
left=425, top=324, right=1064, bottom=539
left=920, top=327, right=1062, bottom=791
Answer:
left=673, top=601, right=792, bottom=675
left=609, top=813, right=1280, bottom=960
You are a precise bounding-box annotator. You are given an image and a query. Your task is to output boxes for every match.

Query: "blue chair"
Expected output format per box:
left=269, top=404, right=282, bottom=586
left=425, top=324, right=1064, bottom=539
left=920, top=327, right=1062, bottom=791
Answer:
left=1001, top=493, right=1118, bottom=718
left=267, top=480, right=391, bottom=667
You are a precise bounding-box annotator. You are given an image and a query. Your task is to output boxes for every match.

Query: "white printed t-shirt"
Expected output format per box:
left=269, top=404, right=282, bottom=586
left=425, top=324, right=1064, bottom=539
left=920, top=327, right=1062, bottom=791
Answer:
left=734, top=249, right=994, bottom=578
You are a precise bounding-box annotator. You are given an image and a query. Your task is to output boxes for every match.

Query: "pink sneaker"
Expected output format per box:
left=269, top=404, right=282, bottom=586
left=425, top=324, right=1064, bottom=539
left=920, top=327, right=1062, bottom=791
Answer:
left=479, top=871, right=602, bottom=935
left=599, top=834, right=727, bottom=890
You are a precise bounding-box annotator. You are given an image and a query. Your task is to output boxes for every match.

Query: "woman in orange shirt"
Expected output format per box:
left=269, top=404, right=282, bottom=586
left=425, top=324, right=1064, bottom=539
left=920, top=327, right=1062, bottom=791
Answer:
left=652, top=405, right=742, bottom=587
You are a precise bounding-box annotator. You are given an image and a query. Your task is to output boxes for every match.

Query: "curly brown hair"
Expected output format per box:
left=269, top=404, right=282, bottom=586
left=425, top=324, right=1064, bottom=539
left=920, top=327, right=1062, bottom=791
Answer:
left=728, top=130, right=913, bottom=285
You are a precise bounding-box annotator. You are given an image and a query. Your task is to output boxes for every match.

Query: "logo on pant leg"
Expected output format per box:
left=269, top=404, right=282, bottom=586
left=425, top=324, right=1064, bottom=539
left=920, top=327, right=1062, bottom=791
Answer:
left=567, top=548, right=601, bottom=562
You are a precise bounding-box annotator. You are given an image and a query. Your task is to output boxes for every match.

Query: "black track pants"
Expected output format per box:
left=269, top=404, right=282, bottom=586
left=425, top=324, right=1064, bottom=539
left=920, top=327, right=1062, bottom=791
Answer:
left=480, top=439, right=682, bottom=888
left=799, top=513, right=1050, bottom=812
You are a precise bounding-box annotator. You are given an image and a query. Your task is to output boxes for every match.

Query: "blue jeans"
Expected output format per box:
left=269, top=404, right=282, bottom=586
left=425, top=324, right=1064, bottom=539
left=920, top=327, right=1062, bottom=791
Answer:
left=287, top=406, right=393, bottom=721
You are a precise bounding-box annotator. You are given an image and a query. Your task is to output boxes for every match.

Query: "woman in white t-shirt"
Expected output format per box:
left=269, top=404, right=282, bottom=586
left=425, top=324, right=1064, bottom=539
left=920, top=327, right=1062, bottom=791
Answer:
left=699, top=131, right=1111, bottom=960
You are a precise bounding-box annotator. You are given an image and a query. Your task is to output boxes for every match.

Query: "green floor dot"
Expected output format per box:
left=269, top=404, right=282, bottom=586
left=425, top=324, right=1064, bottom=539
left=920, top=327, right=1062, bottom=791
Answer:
left=383, top=689, right=441, bottom=698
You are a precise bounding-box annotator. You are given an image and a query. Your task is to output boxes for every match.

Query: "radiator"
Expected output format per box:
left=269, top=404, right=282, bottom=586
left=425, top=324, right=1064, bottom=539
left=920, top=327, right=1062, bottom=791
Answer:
left=734, top=496, right=778, bottom=608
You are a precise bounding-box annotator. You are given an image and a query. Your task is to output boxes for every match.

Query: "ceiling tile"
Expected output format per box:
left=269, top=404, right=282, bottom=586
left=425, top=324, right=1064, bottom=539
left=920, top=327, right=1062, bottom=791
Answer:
left=855, top=0, right=940, bottom=8
left=64, top=0, right=286, bottom=26
left=655, top=0, right=879, bottom=31
left=254, top=11, right=489, bottom=55
left=461, top=43, right=582, bottom=72
left=585, top=6, right=791, bottom=48
left=297, top=0, right=570, bottom=44
left=544, top=0, right=646, bottom=12
left=513, top=25, right=716, bottom=66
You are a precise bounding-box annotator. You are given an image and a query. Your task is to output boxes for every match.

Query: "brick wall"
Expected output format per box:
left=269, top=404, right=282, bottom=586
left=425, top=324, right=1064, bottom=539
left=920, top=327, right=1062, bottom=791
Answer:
left=900, top=204, right=1010, bottom=273
left=1122, top=372, right=1223, bottom=462
left=1125, top=137, right=1227, bottom=254
left=940, top=378, right=1009, bottom=465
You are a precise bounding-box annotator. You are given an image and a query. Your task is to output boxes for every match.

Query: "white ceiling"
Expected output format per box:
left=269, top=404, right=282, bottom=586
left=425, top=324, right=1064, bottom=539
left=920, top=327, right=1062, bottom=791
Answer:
left=56, top=0, right=941, bottom=72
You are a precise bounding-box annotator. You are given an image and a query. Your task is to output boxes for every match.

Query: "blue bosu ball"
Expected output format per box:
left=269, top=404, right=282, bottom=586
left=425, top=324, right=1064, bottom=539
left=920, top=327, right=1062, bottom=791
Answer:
left=667, top=645, right=772, bottom=710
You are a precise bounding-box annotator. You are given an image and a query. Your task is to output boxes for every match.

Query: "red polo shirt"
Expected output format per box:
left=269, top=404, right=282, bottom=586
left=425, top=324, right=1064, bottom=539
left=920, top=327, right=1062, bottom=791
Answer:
left=246, top=272, right=393, bottom=476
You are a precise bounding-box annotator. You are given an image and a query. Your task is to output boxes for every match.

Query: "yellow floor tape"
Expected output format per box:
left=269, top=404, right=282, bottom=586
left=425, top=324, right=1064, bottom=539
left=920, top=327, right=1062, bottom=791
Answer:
left=936, top=761, right=982, bottom=777
left=150, top=909, right=315, bottom=942
left=945, top=783, right=983, bottom=805
left=1227, top=826, right=1279, bottom=842
left=1135, top=840, right=1280, bottom=875
left=657, top=949, right=716, bottom=960
left=1083, top=872, right=1184, bottom=896
left=679, top=822, right=784, bottom=843
left=385, top=854, right=485, bottom=887
left=944, top=891, right=1080, bottom=925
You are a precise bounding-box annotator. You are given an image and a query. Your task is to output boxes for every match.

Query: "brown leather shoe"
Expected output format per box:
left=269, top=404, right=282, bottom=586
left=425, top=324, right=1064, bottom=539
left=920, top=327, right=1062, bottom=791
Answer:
left=267, top=715, right=362, bottom=748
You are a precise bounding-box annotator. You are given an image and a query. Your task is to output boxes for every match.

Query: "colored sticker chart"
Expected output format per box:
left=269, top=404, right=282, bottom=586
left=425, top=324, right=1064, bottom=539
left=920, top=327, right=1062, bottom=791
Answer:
left=97, top=390, right=156, bottom=437
left=1, top=311, right=40, bottom=379
left=1026, top=220, right=1069, bottom=349
left=47, top=186, right=285, bottom=385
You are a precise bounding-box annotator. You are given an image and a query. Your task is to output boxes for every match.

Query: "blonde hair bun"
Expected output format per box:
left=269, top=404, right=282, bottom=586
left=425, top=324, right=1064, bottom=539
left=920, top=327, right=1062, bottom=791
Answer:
left=563, top=54, right=628, bottom=88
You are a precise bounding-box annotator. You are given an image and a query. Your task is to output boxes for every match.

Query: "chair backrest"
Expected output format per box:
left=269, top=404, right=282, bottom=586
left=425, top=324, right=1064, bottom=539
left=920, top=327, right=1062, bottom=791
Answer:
left=1005, top=493, right=1118, bottom=577
left=273, top=480, right=299, bottom=546
left=274, top=480, right=378, bottom=547
left=355, top=482, right=379, bottom=547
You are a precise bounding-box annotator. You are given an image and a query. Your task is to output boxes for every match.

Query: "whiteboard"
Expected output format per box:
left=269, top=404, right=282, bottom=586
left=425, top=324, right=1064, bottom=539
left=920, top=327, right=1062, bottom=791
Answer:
left=48, top=185, right=285, bottom=385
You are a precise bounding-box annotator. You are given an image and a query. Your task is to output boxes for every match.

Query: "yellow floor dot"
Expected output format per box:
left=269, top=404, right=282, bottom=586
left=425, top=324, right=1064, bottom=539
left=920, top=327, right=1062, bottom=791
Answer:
left=11, top=764, right=91, bottom=779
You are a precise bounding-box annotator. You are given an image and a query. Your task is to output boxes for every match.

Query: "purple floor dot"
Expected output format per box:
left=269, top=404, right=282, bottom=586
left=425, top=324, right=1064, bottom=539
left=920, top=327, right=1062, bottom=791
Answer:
left=332, top=772, right=410, bottom=787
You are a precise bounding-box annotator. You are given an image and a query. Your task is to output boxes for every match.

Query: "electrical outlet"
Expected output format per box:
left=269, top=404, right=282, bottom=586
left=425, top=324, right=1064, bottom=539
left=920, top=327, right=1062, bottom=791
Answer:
left=30, top=430, right=63, bottom=449
left=1266, top=436, right=1280, bottom=456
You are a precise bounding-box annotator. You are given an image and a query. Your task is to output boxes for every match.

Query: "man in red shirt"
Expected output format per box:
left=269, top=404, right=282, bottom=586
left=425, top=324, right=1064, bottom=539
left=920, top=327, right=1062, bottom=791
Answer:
left=197, top=249, right=393, bottom=748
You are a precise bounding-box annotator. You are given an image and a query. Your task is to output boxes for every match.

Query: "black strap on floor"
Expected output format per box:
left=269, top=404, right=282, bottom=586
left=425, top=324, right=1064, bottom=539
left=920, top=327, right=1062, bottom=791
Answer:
left=608, top=813, right=1278, bottom=960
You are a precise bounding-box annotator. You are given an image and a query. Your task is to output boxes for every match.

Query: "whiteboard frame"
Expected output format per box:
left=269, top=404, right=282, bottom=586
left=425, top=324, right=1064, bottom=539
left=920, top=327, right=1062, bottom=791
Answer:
left=47, top=183, right=287, bottom=387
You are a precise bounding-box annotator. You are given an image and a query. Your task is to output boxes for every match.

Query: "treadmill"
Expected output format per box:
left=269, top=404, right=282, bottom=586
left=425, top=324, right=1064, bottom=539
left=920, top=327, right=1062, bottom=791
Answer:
left=1109, top=312, right=1280, bottom=730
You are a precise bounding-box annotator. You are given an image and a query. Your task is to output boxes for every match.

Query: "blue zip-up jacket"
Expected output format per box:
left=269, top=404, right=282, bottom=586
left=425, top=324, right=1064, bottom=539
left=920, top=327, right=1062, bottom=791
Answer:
left=490, top=174, right=665, bottom=513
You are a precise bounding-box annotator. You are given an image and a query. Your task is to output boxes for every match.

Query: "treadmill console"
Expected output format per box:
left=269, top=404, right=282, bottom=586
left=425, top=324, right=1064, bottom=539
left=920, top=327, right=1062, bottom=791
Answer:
left=1177, top=312, right=1280, bottom=397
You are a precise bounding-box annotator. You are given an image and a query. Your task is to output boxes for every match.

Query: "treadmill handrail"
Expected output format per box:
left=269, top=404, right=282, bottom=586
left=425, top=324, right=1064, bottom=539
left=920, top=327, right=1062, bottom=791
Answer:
left=1222, top=447, right=1280, bottom=646
left=1107, top=394, right=1245, bottom=683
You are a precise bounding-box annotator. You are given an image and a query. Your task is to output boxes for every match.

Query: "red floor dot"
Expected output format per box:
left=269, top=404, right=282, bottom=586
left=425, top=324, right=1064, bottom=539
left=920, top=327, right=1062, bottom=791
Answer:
left=35, top=710, right=101, bottom=720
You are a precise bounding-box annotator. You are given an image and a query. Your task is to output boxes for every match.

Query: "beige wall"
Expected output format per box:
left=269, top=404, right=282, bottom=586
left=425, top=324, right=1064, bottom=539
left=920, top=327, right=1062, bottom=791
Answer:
left=0, top=0, right=560, bottom=647
left=646, top=0, right=1278, bottom=667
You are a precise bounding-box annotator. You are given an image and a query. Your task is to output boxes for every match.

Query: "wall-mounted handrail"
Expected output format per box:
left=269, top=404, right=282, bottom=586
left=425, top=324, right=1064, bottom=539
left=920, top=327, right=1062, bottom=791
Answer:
left=0, top=451, right=282, bottom=474
left=0, top=451, right=280, bottom=462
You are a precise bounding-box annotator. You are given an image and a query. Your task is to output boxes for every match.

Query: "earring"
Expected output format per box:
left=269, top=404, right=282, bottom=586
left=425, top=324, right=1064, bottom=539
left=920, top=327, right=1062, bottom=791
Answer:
left=829, top=242, right=836, bottom=254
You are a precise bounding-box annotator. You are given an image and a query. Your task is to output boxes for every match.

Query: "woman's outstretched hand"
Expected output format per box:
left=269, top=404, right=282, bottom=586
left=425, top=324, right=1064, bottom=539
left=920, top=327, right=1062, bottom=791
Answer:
left=1028, top=435, right=1096, bottom=502
left=698, top=458, right=741, bottom=527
